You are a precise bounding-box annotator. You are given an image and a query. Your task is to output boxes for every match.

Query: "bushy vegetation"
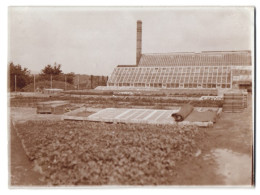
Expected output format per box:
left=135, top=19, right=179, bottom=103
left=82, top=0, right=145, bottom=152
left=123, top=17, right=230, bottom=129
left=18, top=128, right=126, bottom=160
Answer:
left=15, top=120, right=205, bottom=185
left=38, top=63, right=75, bottom=85
left=8, top=62, right=108, bottom=91
left=9, top=62, right=32, bottom=91
left=75, top=75, right=108, bottom=89
left=22, top=80, right=76, bottom=92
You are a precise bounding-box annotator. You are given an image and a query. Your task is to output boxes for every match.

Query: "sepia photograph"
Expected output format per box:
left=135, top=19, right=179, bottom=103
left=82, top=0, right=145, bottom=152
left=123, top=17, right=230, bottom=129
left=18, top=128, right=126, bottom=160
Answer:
left=8, top=6, right=254, bottom=187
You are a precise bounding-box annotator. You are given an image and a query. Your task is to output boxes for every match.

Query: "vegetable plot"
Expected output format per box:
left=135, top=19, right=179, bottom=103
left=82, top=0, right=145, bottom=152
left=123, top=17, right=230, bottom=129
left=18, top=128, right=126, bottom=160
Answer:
left=15, top=121, right=205, bottom=185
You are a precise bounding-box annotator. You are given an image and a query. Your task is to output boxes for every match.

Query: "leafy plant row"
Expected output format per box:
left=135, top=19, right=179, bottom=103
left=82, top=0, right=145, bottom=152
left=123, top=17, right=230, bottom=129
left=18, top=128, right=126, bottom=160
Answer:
left=15, top=121, right=206, bottom=185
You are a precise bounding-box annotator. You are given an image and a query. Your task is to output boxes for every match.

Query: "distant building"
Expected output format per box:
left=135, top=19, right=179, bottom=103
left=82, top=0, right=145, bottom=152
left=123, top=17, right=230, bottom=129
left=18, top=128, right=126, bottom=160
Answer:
left=107, top=21, right=252, bottom=90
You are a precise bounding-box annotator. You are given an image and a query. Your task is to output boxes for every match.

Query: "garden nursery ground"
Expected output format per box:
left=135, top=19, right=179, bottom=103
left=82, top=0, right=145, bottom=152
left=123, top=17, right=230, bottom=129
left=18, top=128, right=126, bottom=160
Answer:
left=9, top=92, right=254, bottom=186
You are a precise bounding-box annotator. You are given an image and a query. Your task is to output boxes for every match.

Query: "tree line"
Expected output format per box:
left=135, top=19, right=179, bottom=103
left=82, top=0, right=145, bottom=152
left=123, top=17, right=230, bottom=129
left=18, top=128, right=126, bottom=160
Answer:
left=9, top=62, right=104, bottom=92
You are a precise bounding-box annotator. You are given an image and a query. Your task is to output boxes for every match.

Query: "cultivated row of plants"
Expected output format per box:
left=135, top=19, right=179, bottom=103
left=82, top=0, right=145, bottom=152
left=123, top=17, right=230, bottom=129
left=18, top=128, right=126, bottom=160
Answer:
left=10, top=95, right=223, bottom=108
left=15, top=120, right=206, bottom=185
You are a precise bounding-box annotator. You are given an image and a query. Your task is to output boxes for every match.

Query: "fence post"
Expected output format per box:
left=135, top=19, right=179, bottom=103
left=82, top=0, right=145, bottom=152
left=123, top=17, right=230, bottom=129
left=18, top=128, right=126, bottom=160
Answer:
left=78, top=75, right=80, bottom=90
left=34, top=74, right=36, bottom=93
left=91, top=75, right=93, bottom=89
left=65, top=75, right=67, bottom=91
left=51, top=74, right=52, bottom=89
left=15, top=75, right=17, bottom=93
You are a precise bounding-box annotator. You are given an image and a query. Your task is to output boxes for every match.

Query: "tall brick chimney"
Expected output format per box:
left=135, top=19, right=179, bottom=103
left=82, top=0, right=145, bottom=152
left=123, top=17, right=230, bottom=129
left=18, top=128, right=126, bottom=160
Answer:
left=136, top=20, right=142, bottom=65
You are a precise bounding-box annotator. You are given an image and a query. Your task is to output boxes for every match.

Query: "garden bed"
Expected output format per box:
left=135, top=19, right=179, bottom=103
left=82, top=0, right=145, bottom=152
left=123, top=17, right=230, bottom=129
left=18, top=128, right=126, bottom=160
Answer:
left=10, top=95, right=223, bottom=108
left=15, top=120, right=206, bottom=185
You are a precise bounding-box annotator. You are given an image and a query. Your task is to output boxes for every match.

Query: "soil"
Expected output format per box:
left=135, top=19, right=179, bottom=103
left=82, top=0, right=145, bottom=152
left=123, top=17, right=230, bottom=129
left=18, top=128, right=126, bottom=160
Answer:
left=10, top=122, right=45, bottom=186
left=9, top=107, right=62, bottom=123
left=68, top=111, right=94, bottom=117
left=9, top=107, right=62, bottom=186
left=175, top=93, right=253, bottom=185
left=212, top=149, right=251, bottom=185
left=9, top=93, right=254, bottom=186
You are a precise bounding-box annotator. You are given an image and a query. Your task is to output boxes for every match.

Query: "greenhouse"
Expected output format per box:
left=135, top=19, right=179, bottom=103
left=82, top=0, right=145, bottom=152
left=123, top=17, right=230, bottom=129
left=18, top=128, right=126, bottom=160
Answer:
left=106, top=20, right=252, bottom=90
left=107, top=66, right=232, bottom=89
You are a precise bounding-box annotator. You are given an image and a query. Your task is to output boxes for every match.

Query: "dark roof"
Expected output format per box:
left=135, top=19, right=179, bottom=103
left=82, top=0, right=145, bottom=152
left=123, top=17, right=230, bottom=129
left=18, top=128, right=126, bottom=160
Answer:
left=138, top=51, right=251, bottom=66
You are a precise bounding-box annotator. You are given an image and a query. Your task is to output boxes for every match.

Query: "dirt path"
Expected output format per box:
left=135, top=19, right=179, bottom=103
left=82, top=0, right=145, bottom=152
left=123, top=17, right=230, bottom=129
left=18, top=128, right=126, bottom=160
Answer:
left=10, top=122, right=46, bottom=186
left=167, top=94, right=253, bottom=186
left=196, top=93, right=253, bottom=185
left=9, top=107, right=62, bottom=123
left=211, top=148, right=252, bottom=185
left=10, top=107, right=61, bottom=186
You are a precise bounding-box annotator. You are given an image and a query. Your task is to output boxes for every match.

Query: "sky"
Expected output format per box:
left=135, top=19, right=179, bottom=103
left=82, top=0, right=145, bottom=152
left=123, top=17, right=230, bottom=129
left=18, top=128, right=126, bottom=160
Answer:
left=8, top=6, right=254, bottom=76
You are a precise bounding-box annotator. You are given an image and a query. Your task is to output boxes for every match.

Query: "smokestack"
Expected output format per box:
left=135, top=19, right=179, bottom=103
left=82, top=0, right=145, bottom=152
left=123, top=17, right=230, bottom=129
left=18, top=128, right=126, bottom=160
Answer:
left=136, top=20, right=142, bottom=65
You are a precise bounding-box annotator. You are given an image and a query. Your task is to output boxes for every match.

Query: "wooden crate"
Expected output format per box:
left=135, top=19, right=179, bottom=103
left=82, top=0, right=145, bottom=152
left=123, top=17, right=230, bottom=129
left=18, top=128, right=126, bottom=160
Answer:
left=243, top=92, right=248, bottom=108
left=223, top=90, right=247, bottom=113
